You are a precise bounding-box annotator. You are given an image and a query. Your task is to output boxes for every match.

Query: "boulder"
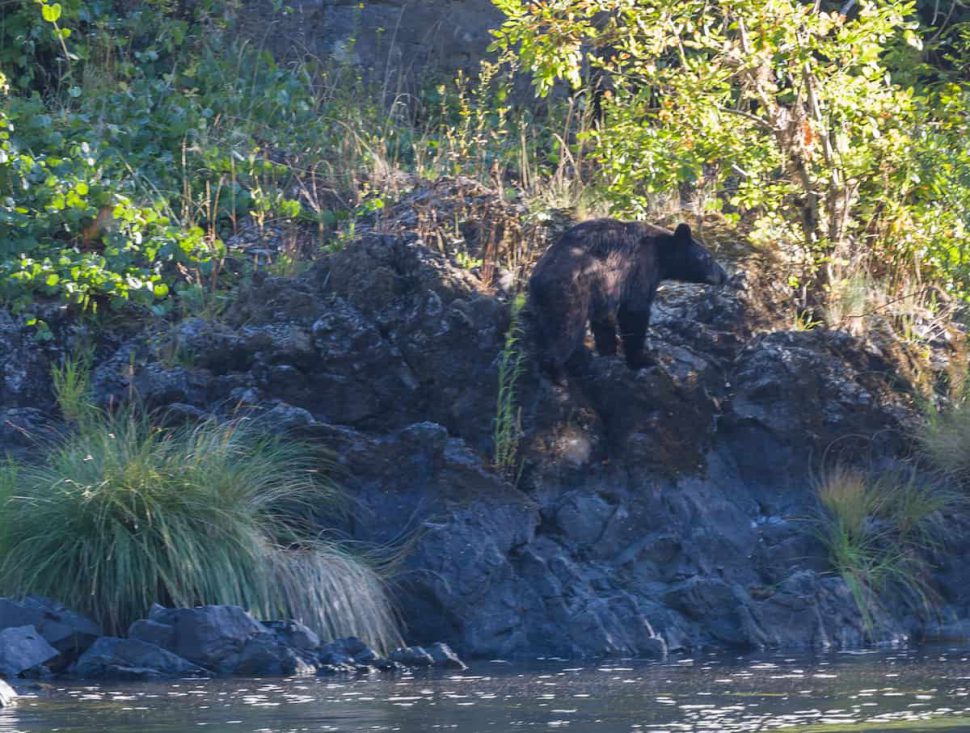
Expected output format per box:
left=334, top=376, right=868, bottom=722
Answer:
left=0, top=625, right=59, bottom=677
left=127, top=618, right=176, bottom=650
left=0, top=597, right=101, bottom=661
left=318, top=637, right=379, bottom=666
left=388, top=646, right=434, bottom=667
left=72, top=637, right=207, bottom=680
left=231, top=633, right=315, bottom=676
left=262, top=620, right=320, bottom=652
left=426, top=642, right=467, bottom=670
left=144, top=605, right=267, bottom=673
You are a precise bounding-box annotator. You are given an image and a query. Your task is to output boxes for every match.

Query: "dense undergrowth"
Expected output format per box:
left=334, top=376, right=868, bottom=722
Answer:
left=494, top=0, right=970, bottom=322
left=0, top=0, right=585, bottom=327
left=4, top=0, right=970, bottom=333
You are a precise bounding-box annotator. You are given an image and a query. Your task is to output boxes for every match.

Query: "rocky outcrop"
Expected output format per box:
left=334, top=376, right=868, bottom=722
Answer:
left=0, top=189, right=965, bottom=659
left=0, top=600, right=468, bottom=680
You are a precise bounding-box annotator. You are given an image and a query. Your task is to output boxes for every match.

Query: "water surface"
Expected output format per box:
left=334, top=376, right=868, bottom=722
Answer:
left=4, top=647, right=970, bottom=732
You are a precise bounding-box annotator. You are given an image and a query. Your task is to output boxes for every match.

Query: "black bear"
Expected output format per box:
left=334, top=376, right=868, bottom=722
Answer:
left=528, top=219, right=728, bottom=381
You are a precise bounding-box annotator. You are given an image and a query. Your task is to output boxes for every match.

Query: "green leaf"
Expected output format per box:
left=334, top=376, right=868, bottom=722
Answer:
left=41, top=3, right=62, bottom=23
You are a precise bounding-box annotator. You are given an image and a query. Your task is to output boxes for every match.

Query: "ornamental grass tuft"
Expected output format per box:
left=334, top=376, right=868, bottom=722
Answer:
left=920, top=397, right=970, bottom=487
left=0, top=409, right=399, bottom=650
left=812, top=465, right=957, bottom=627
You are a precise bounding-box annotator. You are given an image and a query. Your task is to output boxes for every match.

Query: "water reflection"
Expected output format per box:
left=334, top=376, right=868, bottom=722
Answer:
left=1, top=647, right=969, bottom=732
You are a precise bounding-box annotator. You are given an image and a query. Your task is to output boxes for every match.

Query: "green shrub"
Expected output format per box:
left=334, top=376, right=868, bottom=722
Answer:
left=492, top=0, right=970, bottom=305
left=0, top=409, right=399, bottom=648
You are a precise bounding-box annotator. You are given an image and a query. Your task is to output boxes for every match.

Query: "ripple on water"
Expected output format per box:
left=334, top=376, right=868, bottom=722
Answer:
left=4, top=647, right=970, bottom=732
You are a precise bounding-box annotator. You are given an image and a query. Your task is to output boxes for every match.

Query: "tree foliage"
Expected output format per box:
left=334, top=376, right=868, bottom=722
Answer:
left=492, top=0, right=970, bottom=303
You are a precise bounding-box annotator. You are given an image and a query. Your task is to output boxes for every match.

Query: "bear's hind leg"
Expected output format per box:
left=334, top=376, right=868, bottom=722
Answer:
left=618, top=305, right=654, bottom=369
left=590, top=317, right=618, bottom=356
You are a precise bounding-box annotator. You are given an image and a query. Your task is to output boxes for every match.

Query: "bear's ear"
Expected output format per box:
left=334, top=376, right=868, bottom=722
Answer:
left=674, top=223, right=692, bottom=244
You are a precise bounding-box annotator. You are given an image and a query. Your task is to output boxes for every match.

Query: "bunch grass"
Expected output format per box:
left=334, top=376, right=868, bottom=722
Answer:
left=493, top=294, right=527, bottom=479
left=920, top=396, right=970, bottom=486
left=813, top=465, right=956, bottom=628
left=51, top=350, right=95, bottom=424
left=0, top=408, right=399, bottom=649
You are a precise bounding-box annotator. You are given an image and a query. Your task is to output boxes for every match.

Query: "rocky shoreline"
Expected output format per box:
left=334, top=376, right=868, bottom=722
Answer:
left=0, top=595, right=464, bottom=687
left=2, top=183, right=970, bottom=663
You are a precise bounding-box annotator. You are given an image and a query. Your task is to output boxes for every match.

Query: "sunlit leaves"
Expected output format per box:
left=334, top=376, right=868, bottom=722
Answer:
left=493, top=0, right=970, bottom=299
left=39, top=2, right=61, bottom=24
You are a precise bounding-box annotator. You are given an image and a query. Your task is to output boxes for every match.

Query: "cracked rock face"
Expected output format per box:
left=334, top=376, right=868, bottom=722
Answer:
left=0, top=202, right=964, bottom=658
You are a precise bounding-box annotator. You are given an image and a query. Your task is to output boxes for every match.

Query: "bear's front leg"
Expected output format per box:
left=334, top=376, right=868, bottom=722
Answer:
left=618, top=305, right=654, bottom=370
left=590, top=317, right=618, bottom=356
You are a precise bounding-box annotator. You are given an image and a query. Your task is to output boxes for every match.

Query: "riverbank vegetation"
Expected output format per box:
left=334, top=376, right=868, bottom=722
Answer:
left=0, top=359, right=397, bottom=645
left=812, top=465, right=958, bottom=627
left=2, top=0, right=970, bottom=647
left=2, top=1, right=969, bottom=327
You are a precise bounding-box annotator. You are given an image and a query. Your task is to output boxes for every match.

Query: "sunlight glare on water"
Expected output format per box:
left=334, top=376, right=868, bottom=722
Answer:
left=0, top=647, right=969, bottom=732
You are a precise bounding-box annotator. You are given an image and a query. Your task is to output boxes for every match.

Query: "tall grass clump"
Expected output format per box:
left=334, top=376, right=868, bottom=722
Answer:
left=0, top=409, right=399, bottom=649
left=493, top=294, right=526, bottom=479
left=921, top=396, right=970, bottom=486
left=51, top=351, right=95, bottom=424
left=812, top=465, right=955, bottom=627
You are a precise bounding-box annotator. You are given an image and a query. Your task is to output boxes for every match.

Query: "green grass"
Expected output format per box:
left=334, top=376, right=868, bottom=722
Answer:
left=492, top=294, right=526, bottom=479
left=0, top=409, right=399, bottom=649
left=812, top=466, right=956, bottom=627
left=920, top=397, right=970, bottom=486
left=51, top=350, right=95, bottom=424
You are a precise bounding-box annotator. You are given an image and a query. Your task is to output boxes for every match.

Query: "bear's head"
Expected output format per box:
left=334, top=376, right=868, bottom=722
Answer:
left=655, top=223, right=728, bottom=286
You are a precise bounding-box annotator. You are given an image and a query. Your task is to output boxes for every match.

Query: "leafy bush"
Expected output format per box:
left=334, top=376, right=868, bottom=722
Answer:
left=0, top=409, right=399, bottom=647
left=492, top=0, right=970, bottom=305
left=0, top=0, right=574, bottom=314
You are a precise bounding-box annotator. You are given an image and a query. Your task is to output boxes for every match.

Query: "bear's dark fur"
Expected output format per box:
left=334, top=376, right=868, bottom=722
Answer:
left=528, top=219, right=728, bottom=381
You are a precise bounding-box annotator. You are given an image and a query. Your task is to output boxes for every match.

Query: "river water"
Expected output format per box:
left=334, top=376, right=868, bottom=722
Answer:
left=3, top=646, right=970, bottom=732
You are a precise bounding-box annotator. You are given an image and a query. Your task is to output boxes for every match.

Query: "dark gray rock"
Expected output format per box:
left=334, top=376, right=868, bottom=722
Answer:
left=232, top=633, right=314, bottom=676
left=127, top=619, right=176, bottom=650
left=146, top=605, right=267, bottom=673
left=375, top=659, right=408, bottom=674
left=5, top=198, right=962, bottom=660
left=0, top=597, right=100, bottom=661
left=318, top=637, right=378, bottom=666
left=0, top=408, right=59, bottom=459
left=389, top=646, right=434, bottom=667
left=262, top=620, right=320, bottom=652
left=426, top=642, right=467, bottom=670
left=0, top=309, right=52, bottom=411
left=0, top=625, right=59, bottom=677
left=71, top=637, right=207, bottom=680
